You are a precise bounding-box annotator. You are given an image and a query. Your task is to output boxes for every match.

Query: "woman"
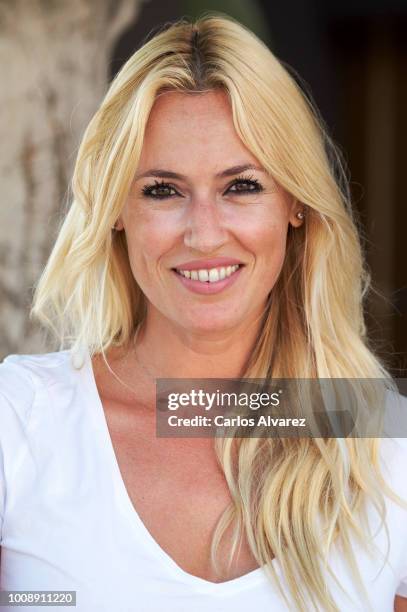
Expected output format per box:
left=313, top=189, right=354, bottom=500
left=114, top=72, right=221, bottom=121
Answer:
left=0, top=12, right=406, bottom=612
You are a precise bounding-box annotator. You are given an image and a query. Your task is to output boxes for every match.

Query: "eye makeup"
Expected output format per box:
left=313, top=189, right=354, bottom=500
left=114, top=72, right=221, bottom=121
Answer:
left=140, top=174, right=265, bottom=200
left=141, top=180, right=178, bottom=200
left=227, top=174, right=263, bottom=195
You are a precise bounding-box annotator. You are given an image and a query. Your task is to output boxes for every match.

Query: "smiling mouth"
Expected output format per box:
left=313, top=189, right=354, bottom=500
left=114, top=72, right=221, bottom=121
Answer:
left=172, top=264, right=244, bottom=283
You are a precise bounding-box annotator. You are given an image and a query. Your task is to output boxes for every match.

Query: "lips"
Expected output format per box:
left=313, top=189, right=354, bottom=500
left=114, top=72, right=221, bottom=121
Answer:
left=171, top=259, right=244, bottom=294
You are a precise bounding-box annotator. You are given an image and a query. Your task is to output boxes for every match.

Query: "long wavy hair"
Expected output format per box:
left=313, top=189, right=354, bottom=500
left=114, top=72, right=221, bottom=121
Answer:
left=30, top=12, right=406, bottom=611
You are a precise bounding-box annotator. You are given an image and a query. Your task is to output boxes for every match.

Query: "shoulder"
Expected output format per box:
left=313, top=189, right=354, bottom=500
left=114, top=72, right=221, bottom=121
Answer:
left=379, top=435, right=407, bottom=483
left=0, top=350, right=85, bottom=494
left=378, top=395, right=407, bottom=596
left=0, top=350, right=76, bottom=428
left=384, top=387, right=407, bottom=439
left=381, top=388, right=407, bottom=464
left=378, top=390, right=407, bottom=504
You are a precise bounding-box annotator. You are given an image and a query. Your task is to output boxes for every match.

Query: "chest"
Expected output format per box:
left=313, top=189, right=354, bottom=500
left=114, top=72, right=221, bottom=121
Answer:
left=102, top=397, right=260, bottom=583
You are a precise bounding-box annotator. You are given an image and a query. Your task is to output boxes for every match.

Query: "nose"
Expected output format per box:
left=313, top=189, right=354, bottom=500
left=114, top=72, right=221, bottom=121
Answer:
left=183, top=198, right=228, bottom=253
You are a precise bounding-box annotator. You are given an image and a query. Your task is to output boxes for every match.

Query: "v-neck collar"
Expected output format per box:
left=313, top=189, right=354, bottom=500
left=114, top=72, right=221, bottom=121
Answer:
left=78, top=348, right=277, bottom=595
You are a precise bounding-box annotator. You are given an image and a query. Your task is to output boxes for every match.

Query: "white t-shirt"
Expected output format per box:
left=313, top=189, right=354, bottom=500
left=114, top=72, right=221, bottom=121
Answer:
left=0, top=349, right=406, bottom=611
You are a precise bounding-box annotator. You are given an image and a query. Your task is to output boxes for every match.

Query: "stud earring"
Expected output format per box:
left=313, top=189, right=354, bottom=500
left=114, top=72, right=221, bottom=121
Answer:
left=296, top=210, right=305, bottom=220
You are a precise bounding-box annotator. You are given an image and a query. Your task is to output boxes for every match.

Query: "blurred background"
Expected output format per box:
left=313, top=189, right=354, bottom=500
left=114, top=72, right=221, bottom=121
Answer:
left=0, top=0, right=406, bottom=376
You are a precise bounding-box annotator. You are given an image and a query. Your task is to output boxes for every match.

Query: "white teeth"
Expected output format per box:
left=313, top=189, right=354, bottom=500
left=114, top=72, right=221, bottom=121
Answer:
left=177, top=264, right=240, bottom=283
left=198, top=269, right=209, bottom=282
left=208, top=268, right=220, bottom=282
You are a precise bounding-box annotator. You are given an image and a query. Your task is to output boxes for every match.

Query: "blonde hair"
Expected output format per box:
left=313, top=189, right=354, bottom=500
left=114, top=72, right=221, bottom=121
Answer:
left=30, top=12, right=406, bottom=611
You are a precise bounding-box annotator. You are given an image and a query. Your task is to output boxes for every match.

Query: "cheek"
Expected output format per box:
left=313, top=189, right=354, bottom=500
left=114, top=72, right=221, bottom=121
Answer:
left=237, top=212, right=289, bottom=262
left=236, top=215, right=289, bottom=297
left=124, top=211, right=180, bottom=280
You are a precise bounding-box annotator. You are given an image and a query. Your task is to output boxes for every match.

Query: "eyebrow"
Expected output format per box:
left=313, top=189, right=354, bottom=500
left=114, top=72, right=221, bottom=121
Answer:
left=133, top=164, right=267, bottom=181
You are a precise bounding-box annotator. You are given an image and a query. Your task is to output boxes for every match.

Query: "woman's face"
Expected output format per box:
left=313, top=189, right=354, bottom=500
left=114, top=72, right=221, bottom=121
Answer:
left=118, top=90, right=303, bottom=335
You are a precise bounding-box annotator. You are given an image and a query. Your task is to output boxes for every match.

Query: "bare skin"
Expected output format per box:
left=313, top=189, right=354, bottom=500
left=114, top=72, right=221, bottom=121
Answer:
left=94, top=89, right=302, bottom=582
left=90, top=90, right=406, bottom=607
left=395, top=595, right=407, bottom=612
left=92, top=347, right=260, bottom=583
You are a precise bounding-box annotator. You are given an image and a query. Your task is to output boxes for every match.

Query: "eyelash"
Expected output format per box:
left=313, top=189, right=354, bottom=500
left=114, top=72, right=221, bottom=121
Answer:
left=140, top=174, right=264, bottom=200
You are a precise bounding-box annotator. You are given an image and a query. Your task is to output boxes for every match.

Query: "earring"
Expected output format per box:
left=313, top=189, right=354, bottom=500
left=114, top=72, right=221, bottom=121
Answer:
left=296, top=210, right=305, bottom=220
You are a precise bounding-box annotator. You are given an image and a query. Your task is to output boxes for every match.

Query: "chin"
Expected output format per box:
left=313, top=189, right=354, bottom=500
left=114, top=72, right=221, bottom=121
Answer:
left=179, top=311, right=244, bottom=336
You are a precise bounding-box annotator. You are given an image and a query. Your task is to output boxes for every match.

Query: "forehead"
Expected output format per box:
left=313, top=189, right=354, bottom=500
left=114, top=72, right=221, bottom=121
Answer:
left=147, top=89, right=231, bottom=122
left=138, top=90, right=258, bottom=169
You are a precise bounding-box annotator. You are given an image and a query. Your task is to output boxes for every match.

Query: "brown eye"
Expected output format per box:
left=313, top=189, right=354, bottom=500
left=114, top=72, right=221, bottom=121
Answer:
left=141, top=180, right=179, bottom=200
left=227, top=177, right=263, bottom=195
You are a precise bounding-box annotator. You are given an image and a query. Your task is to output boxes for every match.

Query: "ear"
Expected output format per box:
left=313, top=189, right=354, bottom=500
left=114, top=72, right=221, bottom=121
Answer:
left=114, top=216, right=124, bottom=231
left=288, top=198, right=305, bottom=228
